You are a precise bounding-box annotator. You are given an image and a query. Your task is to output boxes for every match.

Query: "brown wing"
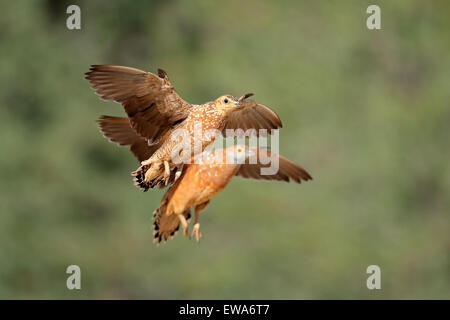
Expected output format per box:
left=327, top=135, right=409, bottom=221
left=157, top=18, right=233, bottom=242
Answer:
left=222, top=96, right=282, bottom=136
left=86, top=65, right=191, bottom=142
left=236, top=148, right=312, bottom=183
left=96, top=115, right=159, bottom=162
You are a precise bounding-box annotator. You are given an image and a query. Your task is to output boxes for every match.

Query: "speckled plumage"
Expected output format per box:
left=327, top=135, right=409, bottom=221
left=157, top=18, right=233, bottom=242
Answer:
left=86, top=65, right=283, bottom=190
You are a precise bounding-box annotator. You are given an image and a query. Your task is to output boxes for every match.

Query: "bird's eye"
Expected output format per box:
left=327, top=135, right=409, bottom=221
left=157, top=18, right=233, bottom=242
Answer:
left=237, top=148, right=243, bottom=153
left=224, top=98, right=229, bottom=104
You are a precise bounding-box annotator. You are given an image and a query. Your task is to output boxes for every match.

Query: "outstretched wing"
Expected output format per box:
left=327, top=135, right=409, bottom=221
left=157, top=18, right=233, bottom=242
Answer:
left=222, top=94, right=282, bottom=136
left=235, top=147, right=312, bottom=183
left=85, top=65, right=191, bottom=143
left=96, top=116, right=160, bottom=162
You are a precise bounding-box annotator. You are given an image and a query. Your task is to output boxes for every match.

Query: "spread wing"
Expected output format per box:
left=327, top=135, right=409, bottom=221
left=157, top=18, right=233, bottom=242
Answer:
left=236, top=147, right=312, bottom=183
left=85, top=65, right=191, bottom=143
left=222, top=94, right=282, bottom=136
left=96, top=116, right=160, bottom=162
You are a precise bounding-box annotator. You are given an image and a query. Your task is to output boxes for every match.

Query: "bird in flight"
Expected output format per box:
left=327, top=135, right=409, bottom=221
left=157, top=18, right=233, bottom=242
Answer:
left=85, top=65, right=282, bottom=190
left=96, top=117, right=312, bottom=243
left=152, top=145, right=312, bottom=243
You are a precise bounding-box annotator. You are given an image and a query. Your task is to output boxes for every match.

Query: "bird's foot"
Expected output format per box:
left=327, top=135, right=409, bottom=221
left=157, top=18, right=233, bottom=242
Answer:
left=192, top=223, right=202, bottom=242
left=178, top=214, right=190, bottom=239
left=183, top=226, right=190, bottom=239
left=131, top=167, right=142, bottom=176
left=164, top=174, right=171, bottom=186
left=164, top=161, right=171, bottom=185
left=131, top=160, right=151, bottom=177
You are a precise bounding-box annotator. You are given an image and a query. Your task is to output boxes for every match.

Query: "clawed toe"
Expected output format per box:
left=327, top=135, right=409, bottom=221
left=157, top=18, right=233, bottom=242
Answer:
left=183, top=226, right=190, bottom=239
left=164, top=173, right=170, bottom=186
left=192, top=223, right=202, bottom=242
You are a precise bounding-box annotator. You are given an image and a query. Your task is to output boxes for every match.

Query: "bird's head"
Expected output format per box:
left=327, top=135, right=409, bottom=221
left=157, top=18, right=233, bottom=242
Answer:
left=225, top=144, right=255, bottom=164
left=213, top=95, right=241, bottom=115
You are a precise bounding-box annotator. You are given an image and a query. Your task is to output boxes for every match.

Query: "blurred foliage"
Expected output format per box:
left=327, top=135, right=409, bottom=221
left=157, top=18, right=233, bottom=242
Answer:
left=0, top=0, right=449, bottom=299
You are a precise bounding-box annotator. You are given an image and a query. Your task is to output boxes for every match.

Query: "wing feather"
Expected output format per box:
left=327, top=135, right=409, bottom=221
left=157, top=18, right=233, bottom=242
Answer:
left=223, top=99, right=282, bottom=136
left=96, top=115, right=160, bottom=162
left=86, top=65, right=191, bottom=143
left=235, top=147, right=312, bottom=183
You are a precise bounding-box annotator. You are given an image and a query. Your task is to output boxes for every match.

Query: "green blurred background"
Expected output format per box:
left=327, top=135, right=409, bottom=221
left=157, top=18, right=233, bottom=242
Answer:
left=1, top=0, right=449, bottom=299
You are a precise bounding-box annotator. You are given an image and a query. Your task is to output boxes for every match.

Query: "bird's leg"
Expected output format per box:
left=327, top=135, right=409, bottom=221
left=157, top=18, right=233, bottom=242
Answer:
left=132, top=158, right=152, bottom=176
left=178, top=213, right=190, bottom=239
left=192, top=201, right=209, bottom=242
left=141, top=158, right=152, bottom=166
left=164, top=161, right=170, bottom=185
left=192, top=219, right=201, bottom=242
left=174, top=167, right=182, bottom=181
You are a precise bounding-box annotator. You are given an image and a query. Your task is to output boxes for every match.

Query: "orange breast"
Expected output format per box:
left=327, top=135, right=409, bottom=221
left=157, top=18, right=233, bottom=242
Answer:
left=167, top=161, right=238, bottom=214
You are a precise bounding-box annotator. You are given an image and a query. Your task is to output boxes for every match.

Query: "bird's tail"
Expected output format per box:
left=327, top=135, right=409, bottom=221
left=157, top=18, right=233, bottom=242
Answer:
left=152, top=202, right=191, bottom=244
left=132, top=162, right=173, bottom=191
left=131, top=163, right=153, bottom=191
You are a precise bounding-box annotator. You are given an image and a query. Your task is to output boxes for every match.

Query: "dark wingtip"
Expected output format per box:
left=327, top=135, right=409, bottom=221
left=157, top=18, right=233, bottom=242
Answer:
left=238, top=93, right=254, bottom=102
left=300, top=169, right=313, bottom=182
left=96, top=115, right=110, bottom=124
left=84, top=65, right=99, bottom=78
